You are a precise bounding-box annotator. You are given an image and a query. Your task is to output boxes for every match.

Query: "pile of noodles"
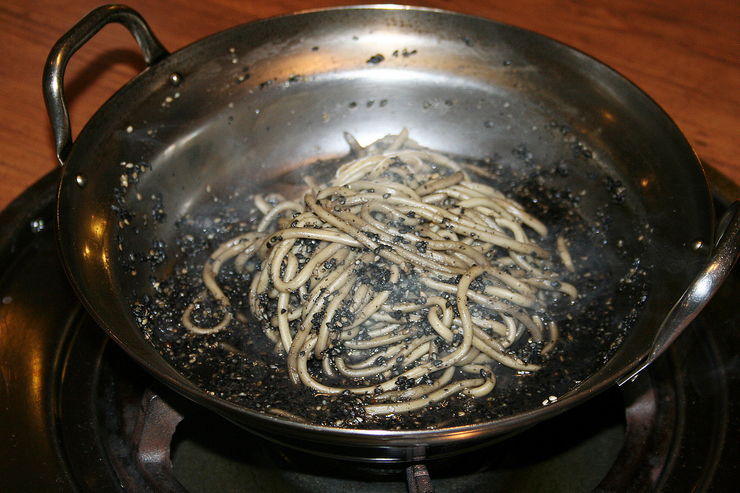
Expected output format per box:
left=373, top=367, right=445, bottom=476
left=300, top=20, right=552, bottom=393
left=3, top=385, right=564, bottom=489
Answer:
left=182, top=130, right=577, bottom=416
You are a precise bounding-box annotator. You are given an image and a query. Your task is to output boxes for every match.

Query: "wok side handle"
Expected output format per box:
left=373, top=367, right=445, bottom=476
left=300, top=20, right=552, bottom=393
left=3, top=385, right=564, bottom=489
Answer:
left=618, top=199, right=740, bottom=386
left=43, top=4, right=169, bottom=165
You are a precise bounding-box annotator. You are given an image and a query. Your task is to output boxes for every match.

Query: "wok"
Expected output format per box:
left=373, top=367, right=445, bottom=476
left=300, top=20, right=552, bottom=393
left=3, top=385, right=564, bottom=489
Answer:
left=44, top=4, right=740, bottom=462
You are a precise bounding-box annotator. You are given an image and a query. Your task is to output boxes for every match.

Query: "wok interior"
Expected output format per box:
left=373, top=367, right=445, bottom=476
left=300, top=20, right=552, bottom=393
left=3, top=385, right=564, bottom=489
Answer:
left=56, top=6, right=713, bottom=453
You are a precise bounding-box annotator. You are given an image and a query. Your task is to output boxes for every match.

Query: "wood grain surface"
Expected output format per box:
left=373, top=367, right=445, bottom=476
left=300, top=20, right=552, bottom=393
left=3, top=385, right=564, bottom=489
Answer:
left=1, top=0, right=738, bottom=211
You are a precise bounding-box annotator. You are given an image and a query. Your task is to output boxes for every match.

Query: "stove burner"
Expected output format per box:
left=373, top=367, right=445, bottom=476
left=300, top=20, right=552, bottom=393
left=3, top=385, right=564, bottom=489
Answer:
left=1, top=170, right=739, bottom=492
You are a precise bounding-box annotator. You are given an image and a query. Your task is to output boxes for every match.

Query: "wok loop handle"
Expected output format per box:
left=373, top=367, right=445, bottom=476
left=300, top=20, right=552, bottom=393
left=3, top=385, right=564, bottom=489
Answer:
left=43, top=4, right=169, bottom=165
left=618, top=199, right=740, bottom=385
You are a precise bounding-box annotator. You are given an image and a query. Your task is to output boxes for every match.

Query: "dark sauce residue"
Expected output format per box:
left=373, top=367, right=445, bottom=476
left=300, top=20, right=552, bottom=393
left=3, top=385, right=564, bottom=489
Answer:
left=131, top=155, right=651, bottom=431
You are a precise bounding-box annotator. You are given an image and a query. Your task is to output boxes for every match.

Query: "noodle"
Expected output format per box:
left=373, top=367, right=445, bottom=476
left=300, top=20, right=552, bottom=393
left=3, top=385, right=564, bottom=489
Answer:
left=182, top=131, right=577, bottom=416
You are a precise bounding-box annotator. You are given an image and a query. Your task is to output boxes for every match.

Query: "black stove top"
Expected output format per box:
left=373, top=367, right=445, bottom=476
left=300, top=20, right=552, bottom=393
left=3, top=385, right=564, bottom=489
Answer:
left=1, top=169, right=739, bottom=492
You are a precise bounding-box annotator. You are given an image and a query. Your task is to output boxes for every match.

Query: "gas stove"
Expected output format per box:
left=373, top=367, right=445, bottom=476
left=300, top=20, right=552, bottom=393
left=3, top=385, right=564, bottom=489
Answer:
left=1, top=168, right=739, bottom=492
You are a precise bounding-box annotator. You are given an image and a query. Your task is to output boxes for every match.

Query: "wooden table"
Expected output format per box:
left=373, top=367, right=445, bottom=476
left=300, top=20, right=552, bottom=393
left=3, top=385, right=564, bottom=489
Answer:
left=1, top=0, right=738, bottom=211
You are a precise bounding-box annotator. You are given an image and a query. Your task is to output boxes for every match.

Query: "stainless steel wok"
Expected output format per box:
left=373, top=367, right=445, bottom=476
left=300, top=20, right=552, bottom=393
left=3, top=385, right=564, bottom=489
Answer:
left=44, top=4, right=740, bottom=462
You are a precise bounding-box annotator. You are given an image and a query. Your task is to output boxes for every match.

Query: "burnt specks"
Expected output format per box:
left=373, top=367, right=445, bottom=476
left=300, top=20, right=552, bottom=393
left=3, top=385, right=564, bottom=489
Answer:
left=391, top=48, right=418, bottom=58
left=604, top=176, right=627, bottom=204
left=235, top=66, right=250, bottom=84
left=151, top=192, right=167, bottom=223
left=367, top=54, right=385, bottom=65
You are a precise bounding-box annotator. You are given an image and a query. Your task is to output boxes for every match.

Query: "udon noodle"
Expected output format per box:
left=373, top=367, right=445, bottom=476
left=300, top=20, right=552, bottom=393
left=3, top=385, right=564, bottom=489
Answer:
left=181, top=130, right=577, bottom=416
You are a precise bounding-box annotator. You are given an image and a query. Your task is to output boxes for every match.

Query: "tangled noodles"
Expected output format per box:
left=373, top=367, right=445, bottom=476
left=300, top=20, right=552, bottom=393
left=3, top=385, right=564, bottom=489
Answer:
left=181, top=130, right=578, bottom=416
